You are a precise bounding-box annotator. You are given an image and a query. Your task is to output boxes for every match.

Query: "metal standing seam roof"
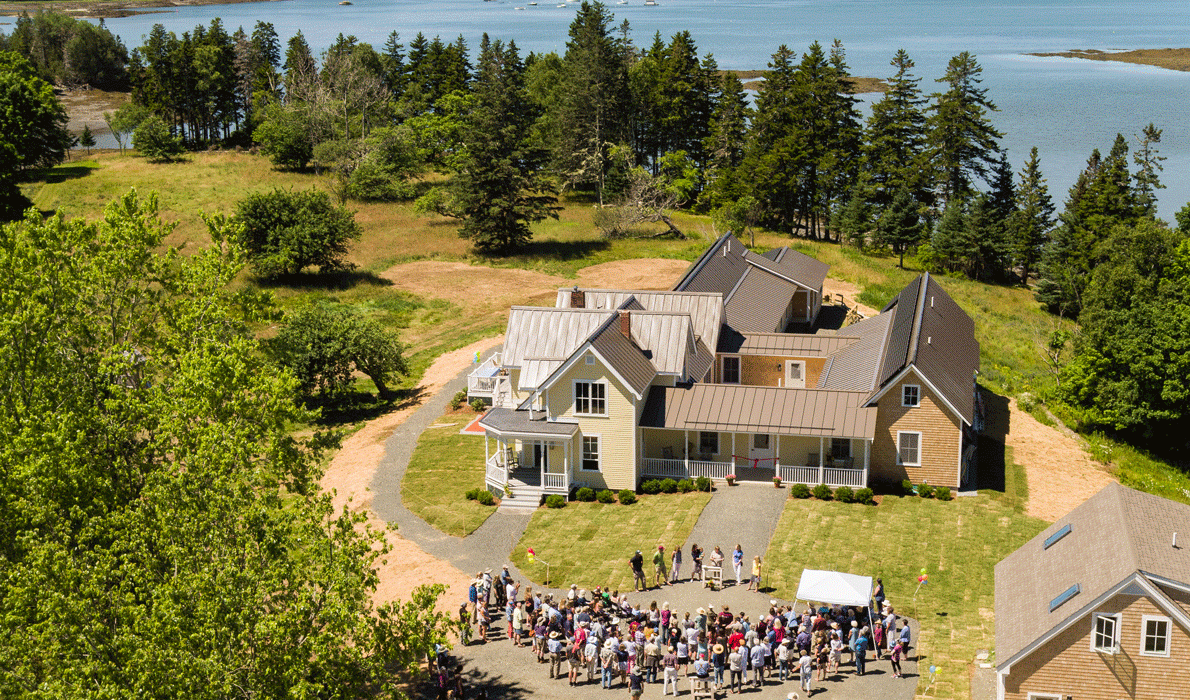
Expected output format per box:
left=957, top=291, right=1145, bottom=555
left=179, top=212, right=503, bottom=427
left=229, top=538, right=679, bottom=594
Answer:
left=585, top=318, right=657, bottom=397
left=817, top=313, right=894, bottom=392
left=995, top=483, right=1190, bottom=668
left=640, top=384, right=877, bottom=439
left=554, top=288, right=724, bottom=354
left=502, top=307, right=613, bottom=370
left=722, top=267, right=799, bottom=333
left=628, top=311, right=695, bottom=376
left=746, top=247, right=830, bottom=292
left=718, top=331, right=859, bottom=357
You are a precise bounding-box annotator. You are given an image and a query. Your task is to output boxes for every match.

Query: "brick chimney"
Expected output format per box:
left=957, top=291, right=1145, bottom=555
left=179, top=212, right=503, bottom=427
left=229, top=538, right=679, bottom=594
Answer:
left=619, top=310, right=631, bottom=339
left=570, top=286, right=585, bottom=308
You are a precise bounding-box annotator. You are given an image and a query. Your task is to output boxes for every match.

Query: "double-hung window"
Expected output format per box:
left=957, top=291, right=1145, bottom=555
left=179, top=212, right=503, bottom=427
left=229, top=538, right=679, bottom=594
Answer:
left=897, top=431, right=921, bottom=466
left=1091, top=613, right=1120, bottom=653
left=699, top=432, right=719, bottom=456
left=902, top=384, right=920, bottom=407
left=721, top=356, right=741, bottom=384
left=574, top=381, right=607, bottom=416
left=581, top=436, right=601, bottom=471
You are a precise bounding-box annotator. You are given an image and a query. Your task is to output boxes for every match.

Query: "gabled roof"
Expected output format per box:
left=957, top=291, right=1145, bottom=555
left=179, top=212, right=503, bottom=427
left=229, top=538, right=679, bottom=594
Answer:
left=628, top=311, right=696, bottom=376
left=585, top=316, right=658, bottom=397
left=869, top=274, right=979, bottom=424
left=995, top=483, right=1190, bottom=668
left=756, top=246, right=830, bottom=292
left=502, top=307, right=613, bottom=370
left=555, top=288, right=723, bottom=355
left=640, top=384, right=877, bottom=440
left=722, top=268, right=800, bottom=333
left=817, top=313, right=894, bottom=392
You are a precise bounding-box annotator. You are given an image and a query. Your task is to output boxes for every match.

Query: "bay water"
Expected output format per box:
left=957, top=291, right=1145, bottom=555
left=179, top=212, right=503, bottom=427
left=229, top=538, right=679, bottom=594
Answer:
left=97, top=0, right=1190, bottom=220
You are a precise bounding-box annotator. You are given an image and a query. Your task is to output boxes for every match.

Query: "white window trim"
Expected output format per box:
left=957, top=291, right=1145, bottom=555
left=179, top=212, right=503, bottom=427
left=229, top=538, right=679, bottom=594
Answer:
left=573, top=379, right=608, bottom=417
left=699, top=431, right=719, bottom=456
left=581, top=434, right=602, bottom=471
left=902, top=384, right=921, bottom=407
left=1026, top=693, right=1062, bottom=700
left=1090, top=612, right=1121, bottom=654
left=721, top=355, right=741, bottom=384
left=1141, top=614, right=1172, bottom=657
left=896, top=431, right=922, bottom=467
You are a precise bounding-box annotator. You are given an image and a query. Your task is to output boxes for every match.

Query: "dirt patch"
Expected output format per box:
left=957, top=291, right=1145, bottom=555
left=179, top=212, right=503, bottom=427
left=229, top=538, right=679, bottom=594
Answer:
left=320, top=336, right=501, bottom=610
left=57, top=88, right=130, bottom=141
left=823, top=278, right=880, bottom=318
left=1005, top=398, right=1116, bottom=522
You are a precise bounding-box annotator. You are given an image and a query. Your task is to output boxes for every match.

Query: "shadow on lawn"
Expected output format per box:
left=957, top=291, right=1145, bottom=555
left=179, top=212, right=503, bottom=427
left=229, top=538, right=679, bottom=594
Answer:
left=307, top=385, right=428, bottom=428
left=255, top=268, right=394, bottom=291
left=31, top=164, right=95, bottom=185
left=495, top=237, right=612, bottom=263
left=975, top=390, right=1010, bottom=493
left=455, top=666, right=535, bottom=700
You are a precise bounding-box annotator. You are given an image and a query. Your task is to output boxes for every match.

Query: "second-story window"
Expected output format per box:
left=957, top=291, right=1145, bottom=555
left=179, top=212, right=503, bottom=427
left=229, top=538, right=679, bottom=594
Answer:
left=722, top=356, right=741, bottom=384
left=574, top=380, right=607, bottom=416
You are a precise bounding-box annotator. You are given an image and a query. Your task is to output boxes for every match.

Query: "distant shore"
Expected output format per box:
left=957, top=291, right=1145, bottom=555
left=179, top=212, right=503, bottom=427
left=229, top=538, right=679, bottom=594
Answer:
left=0, top=0, right=286, bottom=20
left=1027, top=48, right=1190, bottom=72
left=723, top=70, right=888, bottom=94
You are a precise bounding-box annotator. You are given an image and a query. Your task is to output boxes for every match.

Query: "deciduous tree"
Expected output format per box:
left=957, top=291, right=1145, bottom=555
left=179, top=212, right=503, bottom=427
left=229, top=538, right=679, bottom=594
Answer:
left=234, top=187, right=361, bottom=276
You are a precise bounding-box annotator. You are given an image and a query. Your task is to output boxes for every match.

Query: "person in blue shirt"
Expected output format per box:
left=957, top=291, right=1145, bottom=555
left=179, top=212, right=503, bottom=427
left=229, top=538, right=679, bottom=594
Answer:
left=854, top=628, right=869, bottom=675
left=732, top=545, right=744, bottom=586
left=899, top=621, right=911, bottom=655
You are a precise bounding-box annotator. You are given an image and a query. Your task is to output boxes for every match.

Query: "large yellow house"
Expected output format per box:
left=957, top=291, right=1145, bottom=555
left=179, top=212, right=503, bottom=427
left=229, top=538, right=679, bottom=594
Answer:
left=469, top=234, right=980, bottom=508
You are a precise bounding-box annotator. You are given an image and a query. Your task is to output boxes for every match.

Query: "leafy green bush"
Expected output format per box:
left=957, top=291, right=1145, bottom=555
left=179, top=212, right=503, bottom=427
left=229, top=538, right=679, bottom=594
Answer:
left=576, top=487, right=596, bottom=502
left=450, top=390, right=468, bottom=410
left=834, top=486, right=855, bottom=503
left=935, top=486, right=953, bottom=501
left=476, top=490, right=495, bottom=506
left=790, top=483, right=811, bottom=499
left=470, top=398, right=486, bottom=412
left=918, top=483, right=935, bottom=499
left=618, top=489, right=637, bottom=505
left=902, top=479, right=915, bottom=496
left=596, top=489, right=615, bottom=504
left=660, top=478, right=678, bottom=494
left=695, top=476, right=711, bottom=492
left=811, top=483, right=832, bottom=501
left=545, top=494, right=566, bottom=508
left=234, top=188, right=361, bottom=277
left=133, top=114, right=184, bottom=163
left=640, top=479, right=662, bottom=495
left=677, top=479, right=694, bottom=493
left=464, top=488, right=480, bottom=501
left=856, top=487, right=876, bottom=505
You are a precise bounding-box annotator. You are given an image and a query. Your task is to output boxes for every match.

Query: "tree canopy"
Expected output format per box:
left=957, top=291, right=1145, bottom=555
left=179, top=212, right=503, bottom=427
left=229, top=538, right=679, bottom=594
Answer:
left=234, top=187, right=362, bottom=277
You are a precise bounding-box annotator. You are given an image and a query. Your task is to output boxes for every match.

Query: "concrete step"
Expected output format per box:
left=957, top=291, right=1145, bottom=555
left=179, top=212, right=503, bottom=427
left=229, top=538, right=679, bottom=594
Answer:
left=498, top=486, right=543, bottom=512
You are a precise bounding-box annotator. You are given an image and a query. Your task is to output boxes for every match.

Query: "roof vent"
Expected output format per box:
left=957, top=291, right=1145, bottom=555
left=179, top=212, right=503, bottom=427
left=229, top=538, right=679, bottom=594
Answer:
left=927, top=336, right=932, bottom=345
left=931, top=296, right=934, bottom=308
left=1175, top=532, right=1180, bottom=549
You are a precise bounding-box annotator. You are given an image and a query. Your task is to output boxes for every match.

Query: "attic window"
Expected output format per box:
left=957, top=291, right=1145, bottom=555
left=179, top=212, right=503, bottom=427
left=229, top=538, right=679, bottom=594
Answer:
left=1049, top=583, right=1080, bottom=612
left=1043, top=524, right=1072, bottom=550
left=585, top=355, right=595, bottom=365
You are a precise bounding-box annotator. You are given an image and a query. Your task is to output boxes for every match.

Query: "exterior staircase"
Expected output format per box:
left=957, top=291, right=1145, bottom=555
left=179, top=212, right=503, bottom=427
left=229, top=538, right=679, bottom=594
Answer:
left=497, top=469, right=544, bottom=512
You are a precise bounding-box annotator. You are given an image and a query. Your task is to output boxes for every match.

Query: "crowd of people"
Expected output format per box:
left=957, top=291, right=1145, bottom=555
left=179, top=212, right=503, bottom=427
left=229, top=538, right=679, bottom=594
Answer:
left=446, top=548, right=912, bottom=698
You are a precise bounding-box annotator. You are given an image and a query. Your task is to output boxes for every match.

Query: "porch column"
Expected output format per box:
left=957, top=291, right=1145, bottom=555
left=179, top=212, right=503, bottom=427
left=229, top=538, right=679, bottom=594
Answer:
left=864, top=439, right=870, bottom=488
left=684, top=429, right=690, bottom=474
left=485, top=435, right=489, bottom=472
left=818, top=437, right=825, bottom=485
left=564, top=440, right=569, bottom=490
left=731, top=432, right=736, bottom=473
left=540, top=441, right=545, bottom=487
left=775, top=435, right=781, bottom=473
left=806, top=291, right=810, bottom=322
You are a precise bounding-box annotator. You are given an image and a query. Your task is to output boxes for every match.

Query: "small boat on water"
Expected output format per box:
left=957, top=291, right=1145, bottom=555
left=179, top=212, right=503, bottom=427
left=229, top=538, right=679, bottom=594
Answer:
left=644, top=1, right=658, bottom=5
left=338, top=1, right=352, bottom=5
left=515, top=6, right=525, bottom=9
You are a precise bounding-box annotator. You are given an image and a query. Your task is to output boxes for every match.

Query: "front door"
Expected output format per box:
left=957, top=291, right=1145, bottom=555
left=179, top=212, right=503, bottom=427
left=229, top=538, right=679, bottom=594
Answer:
left=532, top=442, right=548, bottom=471
left=749, top=433, right=773, bottom=464
left=785, top=360, right=806, bottom=388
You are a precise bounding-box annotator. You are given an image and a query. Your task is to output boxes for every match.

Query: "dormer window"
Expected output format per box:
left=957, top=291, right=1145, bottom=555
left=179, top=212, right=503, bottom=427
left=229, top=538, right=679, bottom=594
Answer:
left=902, top=384, right=920, bottom=407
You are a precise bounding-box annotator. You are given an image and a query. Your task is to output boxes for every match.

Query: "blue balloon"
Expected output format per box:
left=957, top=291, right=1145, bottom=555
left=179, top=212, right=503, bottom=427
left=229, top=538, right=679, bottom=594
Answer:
left=929, top=665, right=937, bottom=674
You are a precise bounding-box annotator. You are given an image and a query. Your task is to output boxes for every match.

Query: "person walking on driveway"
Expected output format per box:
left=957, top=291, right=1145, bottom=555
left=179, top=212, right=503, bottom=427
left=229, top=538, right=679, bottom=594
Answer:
left=732, top=545, right=744, bottom=586
left=662, top=645, right=679, bottom=696
left=670, top=546, right=682, bottom=583
left=653, top=545, right=668, bottom=587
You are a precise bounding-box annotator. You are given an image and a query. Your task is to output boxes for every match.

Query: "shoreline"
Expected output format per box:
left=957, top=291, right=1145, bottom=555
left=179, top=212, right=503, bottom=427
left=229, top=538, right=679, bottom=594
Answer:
left=1027, top=47, right=1190, bottom=72
left=0, top=0, right=287, bottom=20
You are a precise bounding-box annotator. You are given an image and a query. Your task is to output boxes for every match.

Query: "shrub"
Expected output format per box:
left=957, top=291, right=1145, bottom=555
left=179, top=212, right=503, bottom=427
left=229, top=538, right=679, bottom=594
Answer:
left=576, top=487, right=596, bottom=502
left=133, top=114, right=184, bottom=162
left=234, top=188, right=361, bottom=277
left=476, top=490, right=495, bottom=506
left=596, top=489, right=615, bottom=504
left=811, top=483, right=832, bottom=501
left=856, top=487, right=876, bottom=505
left=660, top=478, right=678, bottom=494
left=918, top=483, right=935, bottom=499
left=902, top=479, right=915, bottom=496
left=449, top=390, right=468, bottom=410
left=464, top=488, right=480, bottom=501
left=470, top=398, right=486, bottom=412
left=545, top=494, right=566, bottom=508
left=618, top=489, right=637, bottom=505
left=695, top=476, right=711, bottom=492
left=640, top=479, right=662, bottom=495
left=269, top=305, right=407, bottom=399
left=677, top=479, right=694, bottom=493
left=790, top=483, right=811, bottom=499
left=835, top=485, right=855, bottom=503
left=935, top=486, right=953, bottom=501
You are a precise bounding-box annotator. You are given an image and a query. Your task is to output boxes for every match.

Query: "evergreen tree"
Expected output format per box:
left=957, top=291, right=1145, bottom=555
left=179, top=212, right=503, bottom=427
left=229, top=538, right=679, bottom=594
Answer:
left=863, top=49, right=929, bottom=211
left=1011, top=146, right=1055, bottom=284
left=1131, top=123, right=1165, bottom=219
left=965, top=193, right=1011, bottom=281
left=740, top=45, right=800, bottom=231
left=79, top=123, right=95, bottom=155
left=926, top=52, right=1002, bottom=203
left=381, top=31, right=406, bottom=96
left=699, top=70, right=751, bottom=209
left=451, top=37, right=559, bottom=253
left=876, top=186, right=923, bottom=267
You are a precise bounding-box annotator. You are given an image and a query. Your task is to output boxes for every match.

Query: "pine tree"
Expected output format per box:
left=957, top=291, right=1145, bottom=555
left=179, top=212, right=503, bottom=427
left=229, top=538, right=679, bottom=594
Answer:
left=864, top=49, right=929, bottom=211
left=452, top=36, right=559, bottom=253
left=926, top=52, right=1002, bottom=204
left=740, top=45, right=800, bottom=231
left=79, top=123, right=96, bottom=155
left=876, top=186, right=923, bottom=268
left=1131, top=123, right=1165, bottom=219
left=1011, top=146, right=1055, bottom=284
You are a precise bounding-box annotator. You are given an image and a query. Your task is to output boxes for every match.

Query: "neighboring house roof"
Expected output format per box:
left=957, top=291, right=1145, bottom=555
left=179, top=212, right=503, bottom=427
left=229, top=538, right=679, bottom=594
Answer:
left=478, top=407, right=580, bottom=437
left=817, top=313, right=894, bottom=393
left=640, top=384, right=877, bottom=440
left=869, top=274, right=980, bottom=425
left=995, top=483, right=1190, bottom=669
left=754, top=246, right=830, bottom=293
left=554, top=288, right=724, bottom=354
left=717, top=331, right=858, bottom=357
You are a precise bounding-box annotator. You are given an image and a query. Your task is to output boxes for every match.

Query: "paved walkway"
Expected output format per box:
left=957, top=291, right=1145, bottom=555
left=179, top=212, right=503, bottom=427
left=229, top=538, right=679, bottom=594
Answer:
left=367, top=347, right=919, bottom=699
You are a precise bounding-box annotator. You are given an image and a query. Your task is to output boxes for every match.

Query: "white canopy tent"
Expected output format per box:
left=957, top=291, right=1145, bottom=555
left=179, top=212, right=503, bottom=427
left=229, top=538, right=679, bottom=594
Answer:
left=794, top=569, right=872, bottom=607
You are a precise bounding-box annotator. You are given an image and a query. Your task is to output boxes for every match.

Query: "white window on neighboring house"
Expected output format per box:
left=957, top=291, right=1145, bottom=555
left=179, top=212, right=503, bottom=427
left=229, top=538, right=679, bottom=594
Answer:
left=1141, top=615, right=1171, bottom=657
left=1091, top=613, right=1120, bottom=653
left=902, top=384, right=920, bottom=407
left=897, top=431, right=921, bottom=466
left=721, top=356, right=741, bottom=384
left=581, top=435, right=601, bottom=471
left=574, top=381, right=607, bottom=416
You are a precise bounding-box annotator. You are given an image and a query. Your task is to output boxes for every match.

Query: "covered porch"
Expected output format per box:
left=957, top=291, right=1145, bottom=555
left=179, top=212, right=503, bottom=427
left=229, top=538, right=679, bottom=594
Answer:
left=478, top=407, right=577, bottom=499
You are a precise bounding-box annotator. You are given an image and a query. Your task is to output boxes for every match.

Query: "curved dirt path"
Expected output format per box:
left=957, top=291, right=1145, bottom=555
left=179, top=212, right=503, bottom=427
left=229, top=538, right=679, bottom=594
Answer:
left=1005, top=398, right=1116, bottom=522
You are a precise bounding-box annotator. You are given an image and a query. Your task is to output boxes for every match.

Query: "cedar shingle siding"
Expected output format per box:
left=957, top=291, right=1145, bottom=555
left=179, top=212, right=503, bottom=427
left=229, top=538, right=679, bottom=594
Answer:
left=870, top=375, right=962, bottom=487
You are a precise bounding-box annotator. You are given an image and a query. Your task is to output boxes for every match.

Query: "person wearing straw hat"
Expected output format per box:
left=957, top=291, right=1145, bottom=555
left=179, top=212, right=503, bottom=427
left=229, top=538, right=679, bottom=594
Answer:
left=798, top=650, right=813, bottom=693
left=548, top=630, right=565, bottom=678
left=712, top=642, right=727, bottom=689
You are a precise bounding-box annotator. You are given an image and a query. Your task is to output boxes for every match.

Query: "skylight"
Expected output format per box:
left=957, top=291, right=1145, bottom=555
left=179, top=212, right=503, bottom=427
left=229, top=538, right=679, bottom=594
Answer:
left=1050, top=584, right=1081, bottom=612
left=1044, top=524, right=1072, bottom=550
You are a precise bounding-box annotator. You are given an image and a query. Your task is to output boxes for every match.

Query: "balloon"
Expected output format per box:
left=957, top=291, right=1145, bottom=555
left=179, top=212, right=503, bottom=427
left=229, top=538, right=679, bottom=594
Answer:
left=920, top=568, right=927, bottom=574
left=527, top=548, right=535, bottom=563
left=929, top=665, right=936, bottom=674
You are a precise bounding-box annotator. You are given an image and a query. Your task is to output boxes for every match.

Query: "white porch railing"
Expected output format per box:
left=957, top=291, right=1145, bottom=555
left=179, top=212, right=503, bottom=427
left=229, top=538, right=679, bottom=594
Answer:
left=485, top=453, right=507, bottom=488
left=467, top=354, right=503, bottom=398
left=690, top=460, right=732, bottom=479
left=543, top=472, right=568, bottom=492
left=780, top=465, right=819, bottom=485
left=777, top=464, right=867, bottom=488
left=823, top=467, right=867, bottom=488
left=640, top=458, right=733, bottom=480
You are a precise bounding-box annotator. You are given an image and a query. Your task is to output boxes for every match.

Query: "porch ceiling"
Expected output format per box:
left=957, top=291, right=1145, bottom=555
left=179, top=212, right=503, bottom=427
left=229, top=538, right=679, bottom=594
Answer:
left=478, top=407, right=578, bottom=438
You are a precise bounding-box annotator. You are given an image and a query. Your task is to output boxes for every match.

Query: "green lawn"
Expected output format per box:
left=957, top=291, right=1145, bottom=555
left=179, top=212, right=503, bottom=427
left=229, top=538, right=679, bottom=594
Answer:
left=764, top=485, right=1046, bottom=700
left=401, top=408, right=496, bottom=537
left=509, top=492, right=712, bottom=591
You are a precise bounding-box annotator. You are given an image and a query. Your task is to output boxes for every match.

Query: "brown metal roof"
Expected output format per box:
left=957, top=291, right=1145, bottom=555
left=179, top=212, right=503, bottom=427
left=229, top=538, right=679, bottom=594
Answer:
left=586, top=317, right=657, bottom=398
left=640, top=384, right=876, bottom=439
left=478, top=407, right=581, bottom=437
left=817, top=314, right=893, bottom=392
left=995, top=483, right=1190, bottom=666
left=748, top=247, right=830, bottom=292
left=723, top=268, right=798, bottom=333
left=718, top=331, right=858, bottom=357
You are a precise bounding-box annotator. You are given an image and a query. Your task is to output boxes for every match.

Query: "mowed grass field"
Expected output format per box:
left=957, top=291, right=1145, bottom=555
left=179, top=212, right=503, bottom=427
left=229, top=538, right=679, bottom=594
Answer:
left=402, top=408, right=496, bottom=537
left=509, top=492, right=712, bottom=591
